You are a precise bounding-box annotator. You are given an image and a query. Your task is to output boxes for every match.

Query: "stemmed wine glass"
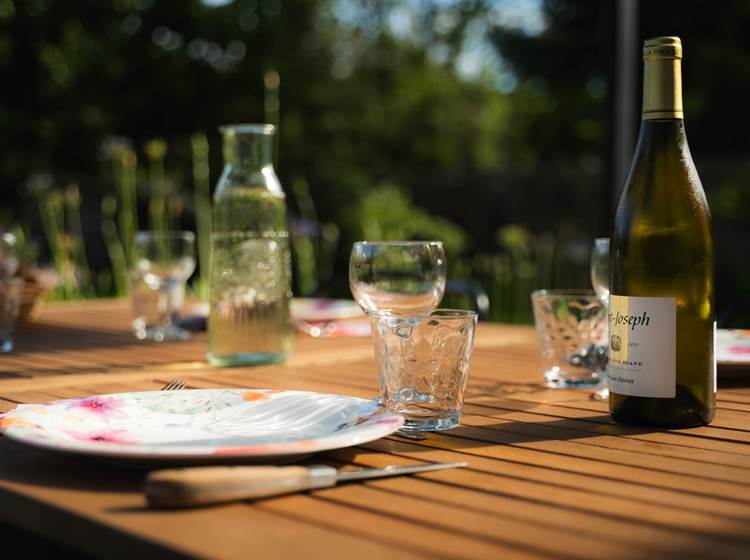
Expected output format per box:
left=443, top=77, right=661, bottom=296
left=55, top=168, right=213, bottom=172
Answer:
left=349, top=240, right=447, bottom=439
left=590, top=237, right=610, bottom=401
left=349, top=241, right=446, bottom=316
left=132, top=231, right=196, bottom=341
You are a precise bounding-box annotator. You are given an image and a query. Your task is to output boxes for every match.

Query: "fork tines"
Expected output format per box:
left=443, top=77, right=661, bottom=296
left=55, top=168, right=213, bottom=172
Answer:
left=161, top=379, right=188, bottom=391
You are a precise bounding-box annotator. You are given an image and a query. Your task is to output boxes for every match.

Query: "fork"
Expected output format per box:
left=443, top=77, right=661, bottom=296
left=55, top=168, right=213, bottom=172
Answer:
left=161, top=379, right=188, bottom=391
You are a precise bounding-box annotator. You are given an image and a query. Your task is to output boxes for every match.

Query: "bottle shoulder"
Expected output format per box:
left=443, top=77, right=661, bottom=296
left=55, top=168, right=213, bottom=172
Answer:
left=214, top=165, right=285, bottom=201
left=616, top=122, right=710, bottom=224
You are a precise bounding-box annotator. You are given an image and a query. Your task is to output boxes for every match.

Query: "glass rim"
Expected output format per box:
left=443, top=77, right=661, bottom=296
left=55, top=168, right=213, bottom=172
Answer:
left=135, top=230, right=195, bottom=242
left=353, top=240, right=444, bottom=248
left=218, top=123, right=276, bottom=135
left=371, top=308, right=477, bottom=319
left=531, top=289, right=598, bottom=299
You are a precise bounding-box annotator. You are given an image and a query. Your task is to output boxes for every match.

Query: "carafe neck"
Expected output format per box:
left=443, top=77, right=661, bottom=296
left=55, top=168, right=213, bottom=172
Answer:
left=220, top=125, right=275, bottom=171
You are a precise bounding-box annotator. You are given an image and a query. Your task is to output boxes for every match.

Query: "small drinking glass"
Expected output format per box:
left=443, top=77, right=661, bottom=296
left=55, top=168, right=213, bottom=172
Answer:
left=372, top=309, right=477, bottom=431
left=0, top=233, right=19, bottom=280
left=0, top=276, right=24, bottom=352
left=131, top=231, right=196, bottom=342
left=531, top=290, right=607, bottom=388
left=349, top=241, right=446, bottom=316
left=590, top=238, right=610, bottom=400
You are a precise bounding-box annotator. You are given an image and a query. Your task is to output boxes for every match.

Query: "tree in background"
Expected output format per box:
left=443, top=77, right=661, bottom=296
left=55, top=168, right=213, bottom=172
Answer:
left=0, top=0, right=747, bottom=321
left=490, top=0, right=750, bottom=319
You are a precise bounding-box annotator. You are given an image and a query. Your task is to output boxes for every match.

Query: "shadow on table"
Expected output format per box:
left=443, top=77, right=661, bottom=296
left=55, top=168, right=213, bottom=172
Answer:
left=12, top=324, right=140, bottom=354
left=466, top=381, right=552, bottom=399
left=345, top=412, right=661, bottom=455
left=0, top=521, right=98, bottom=559
left=718, top=371, right=750, bottom=389
left=463, top=382, right=554, bottom=416
left=0, top=438, right=143, bottom=493
left=434, top=414, right=659, bottom=449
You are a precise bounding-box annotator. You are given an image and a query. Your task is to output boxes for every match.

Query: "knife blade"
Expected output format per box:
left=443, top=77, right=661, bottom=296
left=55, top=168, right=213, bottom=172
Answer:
left=145, top=462, right=467, bottom=509
left=334, top=461, right=467, bottom=482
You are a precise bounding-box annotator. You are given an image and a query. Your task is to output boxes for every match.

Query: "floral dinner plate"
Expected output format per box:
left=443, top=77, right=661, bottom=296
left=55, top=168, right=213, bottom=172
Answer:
left=718, top=329, right=750, bottom=370
left=0, top=389, right=403, bottom=462
left=290, top=298, right=364, bottom=322
left=186, top=299, right=364, bottom=323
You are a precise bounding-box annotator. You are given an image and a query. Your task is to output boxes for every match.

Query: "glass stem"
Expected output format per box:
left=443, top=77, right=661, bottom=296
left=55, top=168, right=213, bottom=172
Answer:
left=157, top=285, right=176, bottom=330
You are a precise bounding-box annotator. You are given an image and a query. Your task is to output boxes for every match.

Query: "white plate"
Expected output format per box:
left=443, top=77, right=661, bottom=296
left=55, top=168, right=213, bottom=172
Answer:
left=0, top=389, right=403, bottom=462
left=186, top=299, right=364, bottom=323
left=291, top=298, right=364, bottom=322
left=718, top=329, right=750, bottom=369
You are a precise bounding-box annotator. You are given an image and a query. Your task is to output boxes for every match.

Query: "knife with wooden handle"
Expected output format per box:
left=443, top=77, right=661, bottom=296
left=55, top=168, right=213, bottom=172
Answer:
left=145, top=462, right=467, bottom=508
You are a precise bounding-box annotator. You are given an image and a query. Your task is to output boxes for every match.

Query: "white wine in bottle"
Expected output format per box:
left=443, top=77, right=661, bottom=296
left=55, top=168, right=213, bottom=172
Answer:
left=609, top=36, right=715, bottom=427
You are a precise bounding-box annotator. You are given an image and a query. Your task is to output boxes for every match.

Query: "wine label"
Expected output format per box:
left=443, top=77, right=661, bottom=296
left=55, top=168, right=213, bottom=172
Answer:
left=608, top=295, right=676, bottom=398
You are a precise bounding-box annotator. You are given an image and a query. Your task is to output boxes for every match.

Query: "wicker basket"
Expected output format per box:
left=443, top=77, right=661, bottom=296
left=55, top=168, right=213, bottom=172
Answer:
left=17, top=268, right=59, bottom=329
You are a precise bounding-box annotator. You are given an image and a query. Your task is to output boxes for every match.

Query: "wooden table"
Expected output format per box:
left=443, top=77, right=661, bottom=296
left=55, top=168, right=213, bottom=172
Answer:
left=1, top=300, right=750, bottom=559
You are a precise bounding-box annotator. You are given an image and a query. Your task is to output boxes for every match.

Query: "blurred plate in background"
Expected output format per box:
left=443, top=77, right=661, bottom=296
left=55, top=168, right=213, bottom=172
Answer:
left=290, top=298, right=363, bottom=322
left=186, top=298, right=363, bottom=323
left=718, top=329, right=750, bottom=371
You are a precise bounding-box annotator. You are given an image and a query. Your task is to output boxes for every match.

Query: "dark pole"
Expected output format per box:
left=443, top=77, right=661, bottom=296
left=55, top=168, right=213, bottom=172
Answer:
left=607, top=0, right=639, bottom=214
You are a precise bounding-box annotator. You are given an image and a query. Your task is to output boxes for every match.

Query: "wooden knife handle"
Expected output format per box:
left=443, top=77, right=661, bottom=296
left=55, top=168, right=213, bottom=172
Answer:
left=145, top=465, right=338, bottom=508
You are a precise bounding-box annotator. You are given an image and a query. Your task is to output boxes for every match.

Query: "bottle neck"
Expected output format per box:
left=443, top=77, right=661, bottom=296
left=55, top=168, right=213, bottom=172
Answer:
left=642, top=56, right=683, bottom=120
left=635, top=119, right=687, bottom=150
left=222, top=132, right=275, bottom=171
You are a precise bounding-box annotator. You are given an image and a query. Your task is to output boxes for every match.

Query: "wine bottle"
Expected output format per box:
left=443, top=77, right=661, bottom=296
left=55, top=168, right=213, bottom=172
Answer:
left=609, top=36, right=715, bottom=427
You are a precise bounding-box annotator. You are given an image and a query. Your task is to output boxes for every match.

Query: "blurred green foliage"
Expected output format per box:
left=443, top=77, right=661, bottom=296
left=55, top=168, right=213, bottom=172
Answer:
left=0, top=0, right=748, bottom=323
left=353, top=185, right=467, bottom=257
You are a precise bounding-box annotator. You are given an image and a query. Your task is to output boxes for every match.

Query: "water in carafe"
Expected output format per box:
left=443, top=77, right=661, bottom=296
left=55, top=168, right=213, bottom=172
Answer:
left=207, top=124, right=293, bottom=366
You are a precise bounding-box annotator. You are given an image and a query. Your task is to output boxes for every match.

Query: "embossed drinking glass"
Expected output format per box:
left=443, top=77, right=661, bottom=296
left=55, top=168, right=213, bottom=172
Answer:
left=530, top=290, right=607, bottom=388
left=372, top=309, right=477, bottom=431
left=349, top=241, right=446, bottom=317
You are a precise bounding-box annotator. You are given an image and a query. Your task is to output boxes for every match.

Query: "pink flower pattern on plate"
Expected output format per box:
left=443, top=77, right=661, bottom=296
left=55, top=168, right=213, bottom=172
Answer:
left=67, top=397, right=128, bottom=421
left=2, top=389, right=404, bottom=459
left=64, top=428, right=135, bottom=444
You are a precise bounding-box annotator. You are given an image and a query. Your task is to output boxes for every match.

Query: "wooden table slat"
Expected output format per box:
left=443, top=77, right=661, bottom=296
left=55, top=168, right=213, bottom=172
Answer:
left=1, top=299, right=749, bottom=560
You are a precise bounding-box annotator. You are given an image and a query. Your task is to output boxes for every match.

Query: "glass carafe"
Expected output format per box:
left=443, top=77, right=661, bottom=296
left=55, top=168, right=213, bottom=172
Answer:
left=207, top=124, right=293, bottom=366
